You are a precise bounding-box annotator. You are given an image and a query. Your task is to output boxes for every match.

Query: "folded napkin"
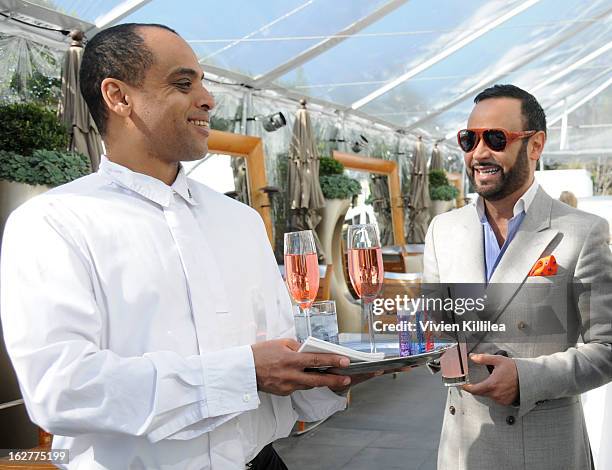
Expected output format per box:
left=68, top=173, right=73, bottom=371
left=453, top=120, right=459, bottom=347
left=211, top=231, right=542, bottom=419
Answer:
left=528, top=254, right=558, bottom=277
left=298, top=336, right=385, bottom=362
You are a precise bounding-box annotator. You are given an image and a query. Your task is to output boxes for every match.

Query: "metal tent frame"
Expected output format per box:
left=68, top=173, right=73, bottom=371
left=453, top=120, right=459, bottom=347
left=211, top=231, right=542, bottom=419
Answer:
left=1, top=0, right=610, bottom=149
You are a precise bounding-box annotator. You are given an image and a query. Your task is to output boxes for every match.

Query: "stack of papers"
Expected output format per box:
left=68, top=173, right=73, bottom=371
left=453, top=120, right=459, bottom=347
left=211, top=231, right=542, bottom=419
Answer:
left=298, top=336, right=385, bottom=363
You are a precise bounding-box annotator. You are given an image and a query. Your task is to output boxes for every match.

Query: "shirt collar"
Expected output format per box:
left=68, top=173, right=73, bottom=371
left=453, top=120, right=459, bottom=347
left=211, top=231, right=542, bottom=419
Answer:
left=475, top=178, right=539, bottom=222
left=98, top=155, right=197, bottom=207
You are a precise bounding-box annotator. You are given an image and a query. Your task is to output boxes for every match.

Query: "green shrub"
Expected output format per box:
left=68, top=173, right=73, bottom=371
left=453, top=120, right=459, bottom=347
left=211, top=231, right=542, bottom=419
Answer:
left=10, top=71, right=61, bottom=109
left=320, top=174, right=361, bottom=199
left=210, top=115, right=233, bottom=131
left=430, top=184, right=459, bottom=201
left=429, top=169, right=448, bottom=188
left=319, top=156, right=344, bottom=176
left=0, top=150, right=91, bottom=186
left=0, top=103, right=68, bottom=155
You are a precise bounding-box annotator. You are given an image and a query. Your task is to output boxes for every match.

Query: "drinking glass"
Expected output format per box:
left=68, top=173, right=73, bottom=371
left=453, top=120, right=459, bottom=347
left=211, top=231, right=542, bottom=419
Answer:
left=441, top=342, right=469, bottom=386
left=294, top=300, right=339, bottom=344
left=284, top=230, right=320, bottom=337
left=347, top=224, right=384, bottom=353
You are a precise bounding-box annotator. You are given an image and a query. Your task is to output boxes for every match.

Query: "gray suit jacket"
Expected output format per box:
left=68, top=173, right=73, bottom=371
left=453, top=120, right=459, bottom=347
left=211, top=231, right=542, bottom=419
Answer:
left=424, top=187, right=612, bottom=470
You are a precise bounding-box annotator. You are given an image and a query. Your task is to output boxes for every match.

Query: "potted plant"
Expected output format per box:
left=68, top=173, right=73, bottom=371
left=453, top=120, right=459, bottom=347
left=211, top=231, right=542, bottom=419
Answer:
left=0, top=102, right=91, bottom=236
left=318, top=156, right=361, bottom=201
left=318, top=157, right=361, bottom=240
left=317, top=156, right=361, bottom=252
left=429, top=169, right=459, bottom=216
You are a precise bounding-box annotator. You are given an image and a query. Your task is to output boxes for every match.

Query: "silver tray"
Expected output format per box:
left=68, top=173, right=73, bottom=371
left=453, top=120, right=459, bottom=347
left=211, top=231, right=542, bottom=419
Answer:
left=305, top=338, right=453, bottom=376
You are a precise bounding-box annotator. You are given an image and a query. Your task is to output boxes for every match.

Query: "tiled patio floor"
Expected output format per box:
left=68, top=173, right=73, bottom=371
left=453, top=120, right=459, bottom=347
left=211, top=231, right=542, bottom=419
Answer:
left=275, top=367, right=447, bottom=470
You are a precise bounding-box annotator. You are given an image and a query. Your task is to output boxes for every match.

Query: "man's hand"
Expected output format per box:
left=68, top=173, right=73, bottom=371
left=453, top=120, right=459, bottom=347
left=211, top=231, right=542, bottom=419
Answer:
left=462, top=353, right=519, bottom=406
left=251, top=339, right=352, bottom=396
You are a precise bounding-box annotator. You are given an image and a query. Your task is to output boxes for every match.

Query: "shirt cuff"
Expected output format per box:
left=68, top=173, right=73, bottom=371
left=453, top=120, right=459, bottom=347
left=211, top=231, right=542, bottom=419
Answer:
left=201, top=344, right=260, bottom=417
left=291, top=387, right=347, bottom=422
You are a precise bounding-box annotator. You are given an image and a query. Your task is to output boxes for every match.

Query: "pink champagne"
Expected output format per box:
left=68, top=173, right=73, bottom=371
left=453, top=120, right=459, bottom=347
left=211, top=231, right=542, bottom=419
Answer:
left=348, top=247, right=384, bottom=301
left=285, top=253, right=319, bottom=308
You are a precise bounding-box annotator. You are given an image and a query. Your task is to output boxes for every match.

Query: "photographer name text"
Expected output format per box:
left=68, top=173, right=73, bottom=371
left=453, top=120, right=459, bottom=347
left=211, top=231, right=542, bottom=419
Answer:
left=373, top=320, right=506, bottom=333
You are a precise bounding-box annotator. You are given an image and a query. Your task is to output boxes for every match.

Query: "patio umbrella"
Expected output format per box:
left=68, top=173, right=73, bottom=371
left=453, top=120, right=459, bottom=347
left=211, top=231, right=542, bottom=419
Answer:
left=231, top=156, right=249, bottom=205
left=430, top=143, right=444, bottom=171
left=59, top=30, right=104, bottom=172
left=369, top=174, right=393, bottom=246
left=287, top=100, right=326, bottom=261
left=406, top=137, right=431, bottom=243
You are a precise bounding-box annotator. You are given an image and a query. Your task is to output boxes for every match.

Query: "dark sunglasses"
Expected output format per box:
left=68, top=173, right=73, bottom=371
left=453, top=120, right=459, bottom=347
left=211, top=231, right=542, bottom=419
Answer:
left=457, top=128, right=536, bottom=153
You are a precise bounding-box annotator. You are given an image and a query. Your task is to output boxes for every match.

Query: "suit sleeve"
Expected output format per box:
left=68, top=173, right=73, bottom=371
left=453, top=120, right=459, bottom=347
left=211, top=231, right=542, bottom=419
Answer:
left=514, top=218, right=612, bottom=417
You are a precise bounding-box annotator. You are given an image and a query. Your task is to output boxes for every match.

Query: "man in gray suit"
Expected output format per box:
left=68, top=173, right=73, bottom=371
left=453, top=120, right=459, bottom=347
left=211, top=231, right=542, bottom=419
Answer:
left=424, top=84, right=612, bottom=470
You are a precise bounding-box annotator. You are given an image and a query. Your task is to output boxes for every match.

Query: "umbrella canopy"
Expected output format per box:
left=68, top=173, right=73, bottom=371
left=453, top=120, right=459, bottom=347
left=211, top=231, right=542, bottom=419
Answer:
left=287, top=100, right=326, bottom=261
left=430, top=143, right=444, bottom=171
left=59, top=30, right=103, bottom=172
left=406, top=137, right=431, bottom=243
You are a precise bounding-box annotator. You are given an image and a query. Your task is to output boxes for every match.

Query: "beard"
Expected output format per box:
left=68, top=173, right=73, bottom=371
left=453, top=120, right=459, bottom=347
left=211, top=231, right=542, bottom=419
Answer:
left=467, top=141, right=530, bottom=201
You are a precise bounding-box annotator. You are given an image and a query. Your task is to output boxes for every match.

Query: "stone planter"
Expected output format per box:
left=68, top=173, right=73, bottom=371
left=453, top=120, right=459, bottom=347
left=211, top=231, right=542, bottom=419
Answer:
left=316, top=198, right=361, bottom=333
left=429, top=199, right=455, bottom=217
left=0, top=180, right=50, bottom=240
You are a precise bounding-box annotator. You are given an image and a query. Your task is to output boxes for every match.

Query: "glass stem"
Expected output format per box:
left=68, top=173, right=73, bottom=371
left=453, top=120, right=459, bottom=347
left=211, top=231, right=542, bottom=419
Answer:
left=303, top=305, right=312, bottom=338
left=363, top=299, right=377, bottom=353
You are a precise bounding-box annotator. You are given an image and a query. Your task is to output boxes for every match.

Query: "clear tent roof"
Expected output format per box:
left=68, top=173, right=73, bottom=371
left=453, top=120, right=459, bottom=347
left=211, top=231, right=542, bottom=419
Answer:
left=1, top=0, right=611, bottom=158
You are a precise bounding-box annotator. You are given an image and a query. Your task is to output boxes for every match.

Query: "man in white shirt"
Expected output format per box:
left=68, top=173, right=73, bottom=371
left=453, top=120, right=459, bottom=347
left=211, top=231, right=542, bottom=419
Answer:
left=0, top=23, right=365, bottom=469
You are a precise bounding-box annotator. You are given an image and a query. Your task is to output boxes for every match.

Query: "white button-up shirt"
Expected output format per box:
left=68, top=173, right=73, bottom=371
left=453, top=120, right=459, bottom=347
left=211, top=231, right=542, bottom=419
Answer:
left=1, top=156, right=345, bottom=469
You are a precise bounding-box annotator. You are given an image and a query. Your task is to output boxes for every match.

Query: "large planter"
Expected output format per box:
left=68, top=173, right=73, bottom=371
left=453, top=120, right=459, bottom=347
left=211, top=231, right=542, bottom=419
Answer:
left=0, top=180, right=50, bottom=241
left=429, top=199, right=455, bottom=217
left=316, top=198, right=361, bottom=333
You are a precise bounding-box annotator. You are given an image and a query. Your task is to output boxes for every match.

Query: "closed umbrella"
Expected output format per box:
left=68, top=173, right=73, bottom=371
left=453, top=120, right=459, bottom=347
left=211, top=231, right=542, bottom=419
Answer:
left=430, top=143, right=444, bottom=171
left=406, top=137, right=430, bottom=243
left=369, top=174, right=393, bottom=246
left=59, top=30, right=104, bottom=172
left=287, top=100, right=326, bottom=261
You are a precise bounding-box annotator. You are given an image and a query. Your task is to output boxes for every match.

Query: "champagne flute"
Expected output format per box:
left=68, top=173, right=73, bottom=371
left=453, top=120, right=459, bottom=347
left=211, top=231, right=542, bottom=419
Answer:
left=284, top=230, right=320, bottom=338
left=347, top=224, right=384, bottom=353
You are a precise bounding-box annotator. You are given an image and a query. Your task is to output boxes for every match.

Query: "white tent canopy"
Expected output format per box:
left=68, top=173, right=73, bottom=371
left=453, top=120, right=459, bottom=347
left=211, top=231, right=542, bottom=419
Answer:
left=1, top=0, right=610, bottom=161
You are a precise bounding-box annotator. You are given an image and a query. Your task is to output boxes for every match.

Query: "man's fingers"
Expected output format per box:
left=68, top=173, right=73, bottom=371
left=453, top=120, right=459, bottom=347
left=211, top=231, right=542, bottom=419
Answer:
left=469, top=353, right=503, bottom=366
left=292, top=371, right=351, bottom=389
left=463, top=378, right=494, bottom=396
left=295, top=352, right=350, bottom=369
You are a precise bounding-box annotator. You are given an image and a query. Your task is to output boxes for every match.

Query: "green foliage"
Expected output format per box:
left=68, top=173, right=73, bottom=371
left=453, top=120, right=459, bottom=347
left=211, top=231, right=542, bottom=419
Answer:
left=273, top=153, right=289, bottom=262
left=428, top=168, right=457, bottom=200
left=429, top=169, right=449, bottom=188
left=210, top=115, right=233, bottom=131
left=320, top=174, right=361, bottom=199
left=0, top=102, right=68, bottom=155
left=0, top=150, right=90, bottom=186
left=9, top=70, right=61, bottom=109
left=430, top=184, right=459, bottom=201
left=319, top=156, right=344, bottom=176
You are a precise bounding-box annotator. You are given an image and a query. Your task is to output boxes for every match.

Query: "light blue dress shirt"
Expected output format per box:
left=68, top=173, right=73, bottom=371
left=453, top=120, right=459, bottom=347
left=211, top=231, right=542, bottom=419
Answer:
left=475, top=180, right=540, bottom=282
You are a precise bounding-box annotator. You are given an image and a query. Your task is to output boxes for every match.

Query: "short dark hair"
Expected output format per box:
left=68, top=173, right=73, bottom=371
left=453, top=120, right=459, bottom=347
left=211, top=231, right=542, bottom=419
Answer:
left=80, top=23, right=179, bottom=136
left=474, top=84, right=547, bottom=134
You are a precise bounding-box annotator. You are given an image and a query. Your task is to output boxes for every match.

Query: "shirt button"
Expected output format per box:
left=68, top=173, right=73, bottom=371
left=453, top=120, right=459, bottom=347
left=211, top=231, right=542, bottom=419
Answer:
left=506, top=415, right=515, bottom=425
left=449, top=406, right=456, bottom=415
left=517, top=321, right=527, bottom=330
left=243, top=393, right=251, bottom=403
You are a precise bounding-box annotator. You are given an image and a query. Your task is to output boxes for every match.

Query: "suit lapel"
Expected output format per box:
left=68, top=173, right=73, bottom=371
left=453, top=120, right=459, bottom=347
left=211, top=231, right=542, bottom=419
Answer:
left=470, top=188, right=559, bottom=351
left=489, top=187, right=557, bottom=285
left=453, top=206, right=486, bottom=284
